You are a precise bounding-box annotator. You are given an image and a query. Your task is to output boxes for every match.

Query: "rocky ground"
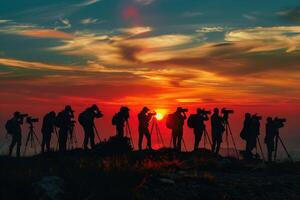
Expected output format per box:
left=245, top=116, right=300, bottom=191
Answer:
left=0, top=148, right=299, bottom=200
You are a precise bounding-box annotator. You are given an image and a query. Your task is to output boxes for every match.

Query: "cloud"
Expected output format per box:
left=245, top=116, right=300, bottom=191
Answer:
left=225, top=26, right=300, bottom=52
left=277, top=7, right=300, bottom=22
left=0, top=23, right=73, bottom=39
left=135, top=0, right=155, bottom=6
left=80, top=18, right=100, bottom=25
left=0, top=19, right=11, bottom=24
left=77, top=0, right=101, bottom=7
left=196, top=26, right=224, bottom=33
left=118, top=26, right=152, bottom=35
left=20, top=29, right=73, bottom=39
left=0, top=58, right=76, bottom=71
left=55, top=18, right=72, bottom=30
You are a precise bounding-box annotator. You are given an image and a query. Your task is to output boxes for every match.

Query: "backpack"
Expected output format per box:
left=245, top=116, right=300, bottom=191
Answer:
left=240, top=128, right=247, bottom=140
left=112, top=113, right=118, bottom=125
left=166, top=114, right=175, bottom=129
left=5, top=119, right=14, bottom=135
left=78, top=111, right=87, bottom=126
left=187, top=114, right=197, bottom=128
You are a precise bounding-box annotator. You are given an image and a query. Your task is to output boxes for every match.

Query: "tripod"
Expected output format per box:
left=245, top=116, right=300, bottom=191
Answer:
left=202, top=128, right=212, bottom=149
left=223, top=120, right=239, bottom=159
left=24, top=123, right=40, bottom=156
left=93, top=124, right=101, bottom=143
left=125, top=121, right=135, bottom=149
left=150, top=118, right=165, bottom=149
left=67, top=125, right=78, bottom=150
left=274, top=134, right=293, bottom=162
left=256, top=136, right=265, bottom=161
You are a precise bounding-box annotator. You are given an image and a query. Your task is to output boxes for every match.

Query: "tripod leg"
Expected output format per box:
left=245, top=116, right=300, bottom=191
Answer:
left=182, top=137, right=188, bottom=152
left=93, top=125, right=101, bottom=143
left=157, top=126, right=165, bottom=147
left=227, top=123, right=240, bottom=159
left=278, top=136, right=293, bottom=162
left=126, top=122, right=135, bottom=149
left=205, top=129, right=212, bottom=146
left=204, top=130, right=206, bottom=149
left=274, top=135, right=279, bottom=161
left=257, top=137, right=265, bottom=161
left=23, top=131, right=32, bottom=156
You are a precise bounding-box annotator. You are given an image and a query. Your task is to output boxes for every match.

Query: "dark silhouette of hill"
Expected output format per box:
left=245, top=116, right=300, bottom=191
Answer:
left=0, top=146, right=299, bottom=200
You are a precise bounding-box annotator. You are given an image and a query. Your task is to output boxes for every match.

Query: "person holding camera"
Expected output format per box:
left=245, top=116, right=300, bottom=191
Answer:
left=55, top=105, right=75, bottom=152
left=79, top=105, right=103, bottom=150
left=112, top=106, right=130, bottom=137
left=240, top=113, right=255, bottom=159
left=264, top=117, right=286, bottom=162
left=138, top=107, right=155, bottom=151
left=188, top=108, right=209, bottom=151
left=6, top=112, right=27, bottom=157
left=265, top=117, right=276, bottom=162
left=211, top=108, right=225, bottom=154
left=41, top=111, right=56, bottom=153
left=171, top=107, right=187, bottom=151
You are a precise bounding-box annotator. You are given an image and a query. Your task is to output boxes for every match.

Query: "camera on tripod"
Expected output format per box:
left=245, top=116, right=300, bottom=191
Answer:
left=26, top=116, right=39, bottom=124
left=148, top=111, right=157, bottom=116
left=274, top=117, right=286, bottom=128
left=198, top=109, right=211, bottom=115
left=252, top=114, right=262, bottom=120
left=179, top=108, right=188, bottom=112
left=221, top=108, right=234, bottom=115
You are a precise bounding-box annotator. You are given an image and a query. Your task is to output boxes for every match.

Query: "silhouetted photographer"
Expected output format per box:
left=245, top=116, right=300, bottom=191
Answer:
left=138, top=107, right=155, bottom=150
left=265, top=117, right=291, bottom=162
left=211, top=108, right=225, bottom=154
left=55, top=105, right=75, bottom=152
left=112, top=106, right=130, bottom=137
left=41, top=111, right=56, bottom=153
left=240, top=113, right=262, bottom=159
left=166, top=107, right=187, bottom=151
left=188, top=108, right=210, bottom=150
left=6, top=112, right=28, bottom=157
left=79, top=104, right=103, bottom=150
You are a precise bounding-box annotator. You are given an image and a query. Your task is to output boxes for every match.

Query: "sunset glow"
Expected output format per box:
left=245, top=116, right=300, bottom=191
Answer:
left=0, top=0, right=300, bottom=152
left=154, top=109, right=168, bottom=121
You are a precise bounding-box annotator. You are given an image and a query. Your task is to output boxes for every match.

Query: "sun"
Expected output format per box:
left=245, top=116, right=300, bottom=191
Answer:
left=154, top=109, right=168, bottom=121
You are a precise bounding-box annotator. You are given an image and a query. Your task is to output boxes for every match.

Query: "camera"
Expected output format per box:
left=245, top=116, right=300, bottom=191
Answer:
left=26, top=116, right=39, bottom=124
left=180, top=108, right=188, bottom=112
left=275, top=118, right=286, bottom=123
left=198, top=109, right=211, bottom=115
left=148, top=112, right=157, bottom=116
left=221, top=108, right=234, bottom=115
left=252, top=114, right=262, bottom=120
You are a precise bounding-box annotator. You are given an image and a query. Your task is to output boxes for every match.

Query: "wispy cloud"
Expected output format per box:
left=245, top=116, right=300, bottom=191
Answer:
left=196, top=26, right=224, bottom=33
left=80, top=18, right=99, bottom=25
left=135, top=0, right=156, bottom=6
left=77, top=0, right=101, bottom=7
left=55, top=18, right=72, bottom=30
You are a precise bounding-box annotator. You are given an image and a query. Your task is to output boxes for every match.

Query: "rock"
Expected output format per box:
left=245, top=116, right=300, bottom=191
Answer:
left=32, top=176, right=65, bottom=200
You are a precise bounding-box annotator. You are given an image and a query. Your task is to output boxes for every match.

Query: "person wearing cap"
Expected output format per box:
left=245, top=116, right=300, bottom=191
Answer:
left=78, top=105, right=103, bottom=150
left=138, top=107, right=154, bottom=150
left=8, top=112, right=25, bottom=157
left=112, top=106, right=130, bottom=137
left=171, top=107, right=187, bottom=151
left=56, top=105, right=75, bottom=152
